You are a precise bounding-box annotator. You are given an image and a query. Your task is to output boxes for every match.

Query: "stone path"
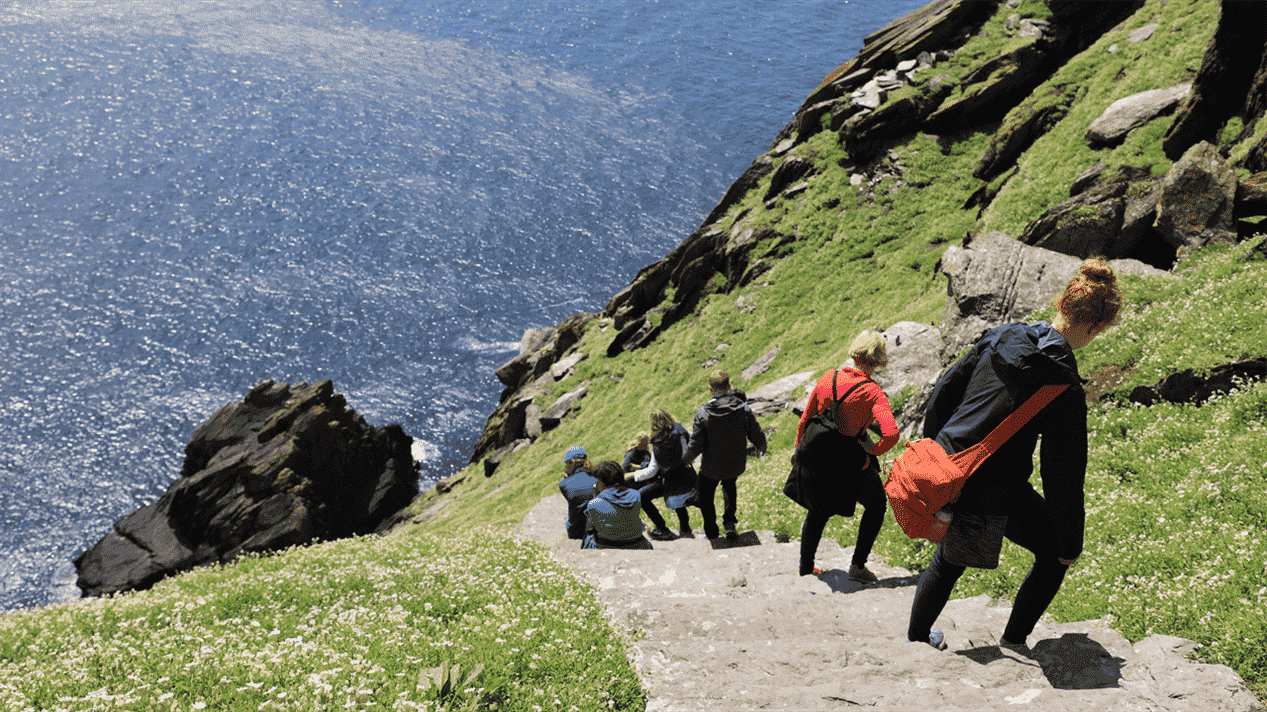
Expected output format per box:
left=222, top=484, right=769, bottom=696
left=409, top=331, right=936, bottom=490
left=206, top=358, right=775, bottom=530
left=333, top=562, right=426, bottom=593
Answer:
left=520, top=495, right=1261, bottom=711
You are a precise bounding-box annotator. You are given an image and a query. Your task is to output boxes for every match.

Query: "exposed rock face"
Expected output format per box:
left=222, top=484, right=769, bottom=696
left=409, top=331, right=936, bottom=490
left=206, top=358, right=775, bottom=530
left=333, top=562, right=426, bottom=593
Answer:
left=938, top=232, right=1167, bottom=357
left=1162, top=2, right=1267, bottom=161
left=1085, top=84, right=1191, bottom=147
left=471, top=312, right=599, bottom=474
left=1018, top=165, right=1177, bottom=267
left=74, top=380, right=418, bottom=598
left=1128, top=358, right=1267, bottom=407
left=1154, top=141, right=1239, bottom=249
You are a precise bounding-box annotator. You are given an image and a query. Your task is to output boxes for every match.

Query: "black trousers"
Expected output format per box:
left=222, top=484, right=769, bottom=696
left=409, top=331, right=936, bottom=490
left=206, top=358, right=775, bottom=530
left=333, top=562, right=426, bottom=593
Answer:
left=798, top=459, right=887, bottom=575
left=637, top=479, right=691, bottom=531
left=907, top=485, right=1072, bottom=644
left=697, top=476, right=737, bottom=538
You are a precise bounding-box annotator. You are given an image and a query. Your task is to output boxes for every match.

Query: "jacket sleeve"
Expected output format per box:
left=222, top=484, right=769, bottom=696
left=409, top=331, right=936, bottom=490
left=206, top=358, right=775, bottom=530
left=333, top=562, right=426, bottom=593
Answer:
left=869, top=387, right=900, bottom=456
left=682, top=408, right=707, bottom=464
left=629, top=448, right=660, bottom=483
left=746, top=407, right=767, bottom=454
left=1038, top=387, right=1088, bottom=560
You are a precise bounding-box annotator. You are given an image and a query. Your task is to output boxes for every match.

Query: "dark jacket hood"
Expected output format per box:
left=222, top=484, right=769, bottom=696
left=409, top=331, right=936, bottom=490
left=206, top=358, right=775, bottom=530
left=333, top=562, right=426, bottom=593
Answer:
left=598, top=486, right=640, bottom=510
left=987, top=321, right=1082, bottom=388
left=702, top=390, right=750, bottom=416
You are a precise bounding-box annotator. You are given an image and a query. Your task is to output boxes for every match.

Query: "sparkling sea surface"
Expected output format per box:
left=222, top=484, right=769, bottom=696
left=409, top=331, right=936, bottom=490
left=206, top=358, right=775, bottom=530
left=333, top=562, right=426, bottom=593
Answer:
left=0, top=0, right=926, bottom=611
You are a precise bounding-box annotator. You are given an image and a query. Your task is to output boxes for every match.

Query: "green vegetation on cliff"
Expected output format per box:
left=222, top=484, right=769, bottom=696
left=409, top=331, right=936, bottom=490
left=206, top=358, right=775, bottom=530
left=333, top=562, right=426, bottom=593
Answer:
left=2, top=0, right=1263, bottom=708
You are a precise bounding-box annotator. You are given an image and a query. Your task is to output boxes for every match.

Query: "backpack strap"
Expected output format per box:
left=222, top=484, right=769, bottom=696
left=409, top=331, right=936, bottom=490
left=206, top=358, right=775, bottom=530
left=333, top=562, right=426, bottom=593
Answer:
left=827, top=369, right=874, bottom=438
left=950, top=384, right=1069, bottom=476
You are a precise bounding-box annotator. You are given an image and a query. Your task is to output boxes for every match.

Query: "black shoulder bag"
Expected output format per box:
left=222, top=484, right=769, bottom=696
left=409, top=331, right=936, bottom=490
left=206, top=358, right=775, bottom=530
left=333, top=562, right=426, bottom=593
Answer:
left=783, top=371, right=871, bottom=515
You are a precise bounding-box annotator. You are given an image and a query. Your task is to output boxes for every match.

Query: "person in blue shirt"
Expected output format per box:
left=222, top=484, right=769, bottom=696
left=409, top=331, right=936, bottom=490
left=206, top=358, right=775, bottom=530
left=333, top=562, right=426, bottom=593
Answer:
left=557, top=445, right=598, bottom=541
left=583, top=461, right=653, bottom=550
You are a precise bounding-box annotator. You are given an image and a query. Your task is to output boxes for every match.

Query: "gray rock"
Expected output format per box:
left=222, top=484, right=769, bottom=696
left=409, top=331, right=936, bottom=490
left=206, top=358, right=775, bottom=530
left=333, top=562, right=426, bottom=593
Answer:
left=938, top=233, right=1167, bottom=356
left=1154, top=141, right=1238, bottom=248
left=1128, top=22, right=1158, bottom=44
left=874, top=321, right=944, bottom=400
left=1019, top=166, right=1155, bottom=259
left=1085, top=84, right=1191, bottom=146
left=74, top=380, right=418, bottom=598
left=741, top=347, right=782, bottom=382
left=551, top=351, right=585, bottom=380
left=543, top=384, right=588, bottom=422
left=747, top=370, right=817, bottom=417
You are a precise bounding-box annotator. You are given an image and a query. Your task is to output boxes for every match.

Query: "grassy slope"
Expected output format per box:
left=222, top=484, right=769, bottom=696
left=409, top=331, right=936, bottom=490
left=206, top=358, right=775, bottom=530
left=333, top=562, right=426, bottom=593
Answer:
left=2, top=0, right=1263, bottom=708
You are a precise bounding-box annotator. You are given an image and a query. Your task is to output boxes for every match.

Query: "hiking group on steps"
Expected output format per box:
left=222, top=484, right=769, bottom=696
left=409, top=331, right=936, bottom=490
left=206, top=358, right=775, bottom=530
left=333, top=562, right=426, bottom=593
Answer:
left=557, top=257, right=1125, bottom=653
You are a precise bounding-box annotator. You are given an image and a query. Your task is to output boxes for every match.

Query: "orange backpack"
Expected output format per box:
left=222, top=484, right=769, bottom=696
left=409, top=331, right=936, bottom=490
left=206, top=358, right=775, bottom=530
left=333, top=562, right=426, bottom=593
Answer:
left=884, top=385, right=1068, bottom=543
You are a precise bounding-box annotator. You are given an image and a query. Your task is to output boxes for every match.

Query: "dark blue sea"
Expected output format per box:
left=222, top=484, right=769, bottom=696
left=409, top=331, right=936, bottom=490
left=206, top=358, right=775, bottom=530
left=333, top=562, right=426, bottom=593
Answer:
left=0, top=0, right=925, bottom=611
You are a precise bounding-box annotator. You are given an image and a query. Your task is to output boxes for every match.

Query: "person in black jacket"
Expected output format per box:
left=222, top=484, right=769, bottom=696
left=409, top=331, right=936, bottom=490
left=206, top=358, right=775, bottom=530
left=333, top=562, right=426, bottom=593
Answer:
left=682, top=370, right=767, bottom=540
left=905, top=258, right=1124, bottom=651
left=626, top=410, right=696, bottom=540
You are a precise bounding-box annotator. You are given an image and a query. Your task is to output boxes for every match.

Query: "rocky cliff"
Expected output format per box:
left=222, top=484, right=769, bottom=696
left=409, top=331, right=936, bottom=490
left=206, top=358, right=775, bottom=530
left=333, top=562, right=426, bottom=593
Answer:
left=75, top=380, right=418, bottom=598
left=463, top=0, right=1267, bottom=470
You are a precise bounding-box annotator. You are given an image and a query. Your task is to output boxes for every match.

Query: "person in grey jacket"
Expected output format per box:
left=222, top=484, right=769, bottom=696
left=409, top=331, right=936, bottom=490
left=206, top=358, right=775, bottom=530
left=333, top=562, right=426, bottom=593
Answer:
left=583, top=461, right=653, bottom=550
left=682, top=370, right=767, bottom=540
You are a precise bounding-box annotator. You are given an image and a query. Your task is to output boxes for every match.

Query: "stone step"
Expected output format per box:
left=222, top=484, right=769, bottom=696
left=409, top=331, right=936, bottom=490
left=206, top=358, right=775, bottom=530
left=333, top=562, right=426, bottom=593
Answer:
left=520, top=495, right=1258, bottom=711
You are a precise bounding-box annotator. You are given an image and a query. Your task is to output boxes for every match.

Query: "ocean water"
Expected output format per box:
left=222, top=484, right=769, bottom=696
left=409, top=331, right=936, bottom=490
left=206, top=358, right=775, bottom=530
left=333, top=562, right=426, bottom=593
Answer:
left=0, top=0, right=926, bottom=611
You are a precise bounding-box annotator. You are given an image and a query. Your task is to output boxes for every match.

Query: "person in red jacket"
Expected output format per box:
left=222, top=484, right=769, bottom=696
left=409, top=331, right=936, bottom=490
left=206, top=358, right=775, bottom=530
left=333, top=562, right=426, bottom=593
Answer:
left=795, top=330, right=899, bottom=583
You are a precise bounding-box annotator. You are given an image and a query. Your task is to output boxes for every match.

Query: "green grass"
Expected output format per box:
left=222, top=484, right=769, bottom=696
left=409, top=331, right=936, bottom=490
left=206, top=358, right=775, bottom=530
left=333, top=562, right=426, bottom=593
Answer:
left=733, top=239, right=1267, bottom=700
left=0, top=528, right=644, bottom=711
left=4, top=0, right=1263, bottom=707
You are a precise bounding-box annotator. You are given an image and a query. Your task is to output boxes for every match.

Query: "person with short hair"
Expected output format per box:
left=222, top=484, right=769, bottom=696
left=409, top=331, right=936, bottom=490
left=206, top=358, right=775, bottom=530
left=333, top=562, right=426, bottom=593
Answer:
left=682, top=370, right=767, bottom=540
left=795, top=330, right=898, bottom=583
left=583, top=461, right=654, bottom=550
left=558, top=445, right=597, bottom=540
left=626, top=410, right=696, bottom=540
left=904, top=258, right=1125, bottom=651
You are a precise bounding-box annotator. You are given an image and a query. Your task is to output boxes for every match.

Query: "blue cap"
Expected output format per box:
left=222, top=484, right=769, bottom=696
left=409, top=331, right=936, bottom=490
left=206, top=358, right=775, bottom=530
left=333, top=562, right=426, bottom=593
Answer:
left=562, top=445, right=587, bottom=462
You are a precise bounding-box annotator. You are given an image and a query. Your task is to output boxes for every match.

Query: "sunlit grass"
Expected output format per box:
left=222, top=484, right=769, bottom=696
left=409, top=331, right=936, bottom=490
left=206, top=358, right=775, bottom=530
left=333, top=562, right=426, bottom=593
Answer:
left=0, top=528, right=644, bottom=711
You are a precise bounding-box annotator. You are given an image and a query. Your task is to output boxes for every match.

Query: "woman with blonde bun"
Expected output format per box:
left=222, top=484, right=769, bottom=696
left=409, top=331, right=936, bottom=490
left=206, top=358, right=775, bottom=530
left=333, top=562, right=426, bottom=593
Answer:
left=904, top=258, right=1124, bottom=651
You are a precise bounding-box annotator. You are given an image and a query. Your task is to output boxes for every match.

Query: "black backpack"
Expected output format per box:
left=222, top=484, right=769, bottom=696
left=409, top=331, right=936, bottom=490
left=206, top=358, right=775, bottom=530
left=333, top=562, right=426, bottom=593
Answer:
left=783, top=370, right=871, bottom=514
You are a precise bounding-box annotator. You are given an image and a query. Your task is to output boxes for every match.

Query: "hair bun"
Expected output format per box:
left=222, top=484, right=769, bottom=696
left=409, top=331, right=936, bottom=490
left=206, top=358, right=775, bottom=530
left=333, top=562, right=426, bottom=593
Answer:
left=1078, top=258, right=1116, bottom=285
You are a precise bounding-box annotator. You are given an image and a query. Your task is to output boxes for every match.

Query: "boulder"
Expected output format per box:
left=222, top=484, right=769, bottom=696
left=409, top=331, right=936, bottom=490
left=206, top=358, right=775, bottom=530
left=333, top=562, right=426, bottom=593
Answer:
left=1085, top=84, right=1191, bottom=146
left=1019, top=165, right=1157, bottom=259
left=764, top=155, right=816, bottom=202
left=873, top=322, right=944, bottom=400
left=974, top=85, right=1077, bottom=181
left=1154, top=141, right=1239, bottom=248
left=74, top=380, right=418, bottom=598
left=938, top=232, right=1167, bottom=356
left=849, top=0, right=996, bottom=73
left=747, top=370, right=817, bottom=418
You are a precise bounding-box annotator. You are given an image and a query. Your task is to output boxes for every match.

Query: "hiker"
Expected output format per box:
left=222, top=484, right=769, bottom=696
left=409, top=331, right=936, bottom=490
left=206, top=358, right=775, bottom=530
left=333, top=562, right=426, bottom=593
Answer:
left=682, top=369, right=767, bottom=540
left=794, top=330, right=898, bottom=583
left=558, top=445, right=598, bottom=541
left=905, top=258, right=1123, bottom=651
left=626, top=410, right=697, bottom=540
left=583, top=461, right=654, bottom=550
left=622, top=433, right=652, bottom=472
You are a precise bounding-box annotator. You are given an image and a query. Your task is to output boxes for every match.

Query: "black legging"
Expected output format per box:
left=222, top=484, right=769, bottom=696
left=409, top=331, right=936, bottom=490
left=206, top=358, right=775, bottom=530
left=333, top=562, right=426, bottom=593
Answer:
left=907, top=485, right=1071, bottom=644
left=799, top=459, right=886, bottom=576
left=637, top=479, right=691, bottom=532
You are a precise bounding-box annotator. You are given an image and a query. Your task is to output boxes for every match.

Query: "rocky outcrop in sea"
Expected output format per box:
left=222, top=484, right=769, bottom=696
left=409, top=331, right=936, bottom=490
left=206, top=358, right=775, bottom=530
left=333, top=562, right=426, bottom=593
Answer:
left=74, top=380, right=418, bottom=598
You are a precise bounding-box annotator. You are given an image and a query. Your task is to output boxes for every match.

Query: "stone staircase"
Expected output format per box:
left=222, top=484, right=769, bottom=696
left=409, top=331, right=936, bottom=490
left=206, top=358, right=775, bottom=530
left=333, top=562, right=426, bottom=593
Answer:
left=520, top=495, right=1260, bottom=711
